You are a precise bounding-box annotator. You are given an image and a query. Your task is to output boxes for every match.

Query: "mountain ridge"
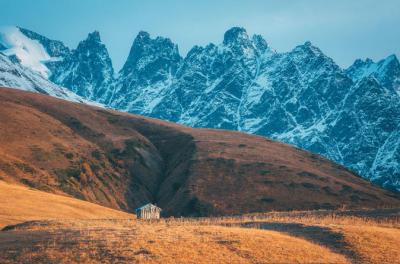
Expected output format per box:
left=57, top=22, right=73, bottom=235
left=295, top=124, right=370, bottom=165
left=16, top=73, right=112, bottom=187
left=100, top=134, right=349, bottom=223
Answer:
left=0, top=26, right=399, bottom=191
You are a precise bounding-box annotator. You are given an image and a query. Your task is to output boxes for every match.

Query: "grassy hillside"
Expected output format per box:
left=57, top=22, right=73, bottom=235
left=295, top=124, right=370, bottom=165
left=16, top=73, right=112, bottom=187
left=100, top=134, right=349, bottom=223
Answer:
left=0, top=181, right=134, bottom=229
left=0, top=87, right=399, bottom=217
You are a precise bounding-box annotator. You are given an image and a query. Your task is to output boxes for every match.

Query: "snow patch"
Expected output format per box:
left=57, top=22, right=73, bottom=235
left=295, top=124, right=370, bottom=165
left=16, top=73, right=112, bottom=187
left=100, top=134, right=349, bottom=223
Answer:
left=0, top=26, right=52, bottom=77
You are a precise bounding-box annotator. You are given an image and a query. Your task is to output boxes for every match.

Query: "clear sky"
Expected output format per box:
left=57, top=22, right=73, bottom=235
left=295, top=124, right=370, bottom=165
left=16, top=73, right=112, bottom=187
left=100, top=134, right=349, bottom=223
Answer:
left=2, top=0, right=399, bottom=70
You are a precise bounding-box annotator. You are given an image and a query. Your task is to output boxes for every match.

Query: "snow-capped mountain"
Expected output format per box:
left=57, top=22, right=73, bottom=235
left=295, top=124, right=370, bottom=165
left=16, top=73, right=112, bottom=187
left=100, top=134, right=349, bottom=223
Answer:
left=17, top=27, right=70, bottom=58
left=346, top=55, right=400, bottom=95
left=0, top=26, right=57, bottom=77
left=0, top=26, right=114, bottom=103
left=0, top=26, right=103, bottom=104
left=334, top=77, right=400, bottom=190
left=49, top=31, right=114, bottom=102
left=109, top=27, right=399, bottom=191
left=109, top=31, right=181, bottom=113
left=0, top=25, right=399, bottom=191
left=0, top=52, right=85, bottom=102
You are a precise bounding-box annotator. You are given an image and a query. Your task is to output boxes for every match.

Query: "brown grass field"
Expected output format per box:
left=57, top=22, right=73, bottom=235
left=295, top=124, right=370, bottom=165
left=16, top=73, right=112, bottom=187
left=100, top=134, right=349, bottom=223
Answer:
left=1, top=154, right=399, bottom=264
left=1, top=206, right=399, bottom=263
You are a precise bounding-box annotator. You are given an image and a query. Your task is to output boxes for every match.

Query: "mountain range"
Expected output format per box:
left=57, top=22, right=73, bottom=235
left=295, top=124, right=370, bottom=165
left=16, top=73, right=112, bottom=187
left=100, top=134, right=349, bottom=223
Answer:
left=0, top=26, right=399, bottom=191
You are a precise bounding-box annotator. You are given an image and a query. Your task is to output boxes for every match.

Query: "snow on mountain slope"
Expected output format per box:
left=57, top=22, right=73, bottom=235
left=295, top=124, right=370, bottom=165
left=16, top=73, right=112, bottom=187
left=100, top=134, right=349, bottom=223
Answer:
left=49, top=31, right=114, bottom=102
left=0, top=27, right=113, bottom=103
left=110, top=31, right=181, bottom=113
left=0, top=26, right=54, bottom=77
left=0, top=26, right=399, bottom=191
left=107, top=27, right=399, bottom=191
left=346, top=55, right=400, bottom=95
left=17, top=27, right=70, bottom=58
left=0, top=52, right=89, bottom=103
left=369, top=124, right=400, bottom=190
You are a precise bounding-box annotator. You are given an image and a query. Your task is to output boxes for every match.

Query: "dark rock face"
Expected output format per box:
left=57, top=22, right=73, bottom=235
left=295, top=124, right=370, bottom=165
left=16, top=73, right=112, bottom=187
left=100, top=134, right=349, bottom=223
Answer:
left=49, top=31, right=115, bottom=102
left=109, top=31, right=182, bottom=113
left=346, top=55, right=400, bottom=95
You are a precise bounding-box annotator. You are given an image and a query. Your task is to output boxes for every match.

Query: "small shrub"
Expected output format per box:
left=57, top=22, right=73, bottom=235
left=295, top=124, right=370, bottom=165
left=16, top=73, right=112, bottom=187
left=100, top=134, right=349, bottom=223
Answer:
left=260, top=197, right=275, bottom=203
left=172, top=182, right=182, bottom=191
left=298, top=171, right=328, bottom=182
left=260, top=170, right=270, bottom=175
left=340, top=184, right=354, bottom=194
left=350, top=194, right=361, bottom=202
left=301, top=182, right=317, bottom=189
left=184, top=198, right=216, bottom=216
left=55, top=166, right=81, bottom=181
left=67, top=117, right=84, bottom=130
left=262, top=180, right=274, bottom=185
left=322, top=186, right=338, bottom=196
left=91, top=150, right=102, bottom=160
left=14, top=162, right=35, bottom=174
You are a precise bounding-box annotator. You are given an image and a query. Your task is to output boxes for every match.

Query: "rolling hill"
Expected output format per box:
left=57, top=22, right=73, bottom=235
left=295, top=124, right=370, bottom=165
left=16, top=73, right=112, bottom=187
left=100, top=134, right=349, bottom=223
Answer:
left=0, top=181, right=133, bottom=229
left=0, top=87, right=399, bottom=217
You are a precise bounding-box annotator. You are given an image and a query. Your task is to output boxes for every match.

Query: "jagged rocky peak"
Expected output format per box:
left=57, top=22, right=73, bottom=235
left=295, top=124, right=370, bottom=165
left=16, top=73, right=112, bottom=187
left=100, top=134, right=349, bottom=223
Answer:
left=291, top=41, right=324, bottom=56
left=346, top=54, right=400, bottom=94
left=223, top=27, right=250, bottom=45
left=70, top=30, right=114, bottom=69
left=49, top=30, right=114, bottom=101
left=347, top=55, right=399, bottom=78
left=17, top=27, right=70, bottom=58
left=75, top=31, right=107, bottom=53
left=86, top=30, right=101, bottom=42
left=351, top=58, right=374, bottom=68
left=120, top=30, right=181, bottom=77
left=345, top=58, right=374, bottom=80
left=109, top=31, right=182, bottom=114
left=251, top=34, right=269, bottom=53
left=287, top=40, right=342, bottom=75
left=135, top=30, right=151, bottom=43
left=222, top=27, right=258, bottom=55
left=386, top=54, right=400, bottom=64
left=174, top=43, right=220, bottom=80
left=381, top=54, right=400, bottom=75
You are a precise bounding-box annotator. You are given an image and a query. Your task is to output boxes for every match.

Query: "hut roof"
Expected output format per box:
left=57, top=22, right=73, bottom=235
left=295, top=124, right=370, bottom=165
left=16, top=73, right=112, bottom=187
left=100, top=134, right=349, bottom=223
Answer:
left=135, top=203, right=162, bottom=212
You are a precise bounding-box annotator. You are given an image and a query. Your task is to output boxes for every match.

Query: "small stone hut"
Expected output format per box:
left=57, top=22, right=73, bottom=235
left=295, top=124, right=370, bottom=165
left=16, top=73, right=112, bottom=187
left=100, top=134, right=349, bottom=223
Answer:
left=135, top=203, right=162, bottom=219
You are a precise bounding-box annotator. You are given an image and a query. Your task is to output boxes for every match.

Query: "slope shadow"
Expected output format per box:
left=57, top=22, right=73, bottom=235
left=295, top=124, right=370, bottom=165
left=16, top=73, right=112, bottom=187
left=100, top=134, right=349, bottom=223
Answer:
left=240, top=222, right=360, bottom=263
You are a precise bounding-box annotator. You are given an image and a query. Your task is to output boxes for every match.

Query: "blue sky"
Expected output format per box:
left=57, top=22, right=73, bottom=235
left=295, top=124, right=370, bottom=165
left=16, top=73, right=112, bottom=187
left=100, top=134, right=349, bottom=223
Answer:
left=2, top=0, right=400, bottom=70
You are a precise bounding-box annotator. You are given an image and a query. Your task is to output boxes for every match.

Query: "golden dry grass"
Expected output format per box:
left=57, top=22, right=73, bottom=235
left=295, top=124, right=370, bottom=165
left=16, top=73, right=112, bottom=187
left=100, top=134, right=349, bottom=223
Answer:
left=170, top=209, right=400, bottom=228
left=0, top=170, right=399, bottom=263
left=335, top=225, right=400, bottom=264
left=0, top=181, right=134, bottom=229
left=0, top=219, right=349, bottom=264
left=1, top=207, right=399, bottom=263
